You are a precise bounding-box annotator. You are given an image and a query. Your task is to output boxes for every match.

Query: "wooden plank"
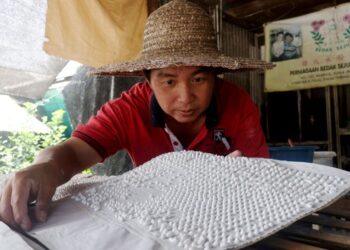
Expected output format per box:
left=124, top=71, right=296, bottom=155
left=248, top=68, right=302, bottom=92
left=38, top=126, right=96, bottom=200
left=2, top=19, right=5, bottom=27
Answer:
left=319, top=208, right=350, bottom=220
left=300, top=214, right=350, bottom=230
left=252, top=198, right=350, bottom=249
left=281, top=225, right=350, bottom=249
left=327, top=196, right=350, bottom=210
left=318, top=197, right=350, bottom=219
left=257, top=235, right=326, bottom=250
left=339, top=128, right=350, bottom=135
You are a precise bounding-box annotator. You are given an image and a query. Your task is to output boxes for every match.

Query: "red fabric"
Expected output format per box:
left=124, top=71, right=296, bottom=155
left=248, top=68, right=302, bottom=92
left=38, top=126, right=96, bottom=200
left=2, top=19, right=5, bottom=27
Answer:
left=72, top=79, right=269, bottom=166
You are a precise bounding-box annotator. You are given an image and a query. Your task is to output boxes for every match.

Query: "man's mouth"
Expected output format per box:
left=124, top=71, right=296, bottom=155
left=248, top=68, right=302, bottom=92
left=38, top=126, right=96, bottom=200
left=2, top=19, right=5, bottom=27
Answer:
left=178, top=109, right=195, bottom=116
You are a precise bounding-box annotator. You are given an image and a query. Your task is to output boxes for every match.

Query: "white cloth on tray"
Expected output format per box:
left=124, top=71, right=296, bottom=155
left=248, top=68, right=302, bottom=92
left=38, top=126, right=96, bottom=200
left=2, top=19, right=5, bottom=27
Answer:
left=0, top=151, right=350, bottom=250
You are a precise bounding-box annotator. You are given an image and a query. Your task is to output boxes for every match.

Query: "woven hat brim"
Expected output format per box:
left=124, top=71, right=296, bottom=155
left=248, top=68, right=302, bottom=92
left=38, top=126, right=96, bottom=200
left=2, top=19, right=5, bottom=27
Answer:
left=90, top=53, right=275, bottom=76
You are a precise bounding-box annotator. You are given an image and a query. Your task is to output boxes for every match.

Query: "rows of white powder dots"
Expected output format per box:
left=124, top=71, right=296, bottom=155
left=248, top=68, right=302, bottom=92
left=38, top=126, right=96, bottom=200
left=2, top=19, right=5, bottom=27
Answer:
left=72, top=151, right=347, bottom=250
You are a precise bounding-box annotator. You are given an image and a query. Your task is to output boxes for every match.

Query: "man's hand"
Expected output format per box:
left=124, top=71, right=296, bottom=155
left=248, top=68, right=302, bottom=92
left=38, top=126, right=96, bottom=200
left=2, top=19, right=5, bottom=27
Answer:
left=0, top=138, right=102, bottom=231
left=0, top=163, right=60, bottom=231
left=227, top=150, right=243, bottom=157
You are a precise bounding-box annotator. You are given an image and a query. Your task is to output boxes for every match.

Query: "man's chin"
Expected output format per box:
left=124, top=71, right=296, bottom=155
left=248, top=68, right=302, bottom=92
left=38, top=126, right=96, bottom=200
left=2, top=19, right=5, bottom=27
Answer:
left=173, top=115, right=198, bottom=124
left=166, top=111, right=204, bottom=124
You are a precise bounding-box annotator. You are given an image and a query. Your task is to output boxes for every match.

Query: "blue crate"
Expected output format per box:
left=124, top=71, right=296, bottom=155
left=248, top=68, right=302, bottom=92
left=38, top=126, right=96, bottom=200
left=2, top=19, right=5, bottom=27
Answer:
left=269, top=146, right=317, bottom=162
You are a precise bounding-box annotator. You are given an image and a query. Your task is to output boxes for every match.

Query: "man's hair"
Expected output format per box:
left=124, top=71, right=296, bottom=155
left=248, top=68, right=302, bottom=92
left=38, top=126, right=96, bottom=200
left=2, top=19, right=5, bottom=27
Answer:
left=143, top=70, right=151, bottom=81
left=284, top=32, right=293, bottom=39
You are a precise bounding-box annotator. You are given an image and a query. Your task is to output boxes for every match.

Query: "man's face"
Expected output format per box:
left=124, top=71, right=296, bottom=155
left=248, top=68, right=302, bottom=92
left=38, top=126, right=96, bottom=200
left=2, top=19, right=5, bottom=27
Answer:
left=277, top=33, right=283, bottom=41
left=285, top=35, right=293, bottom=44
left=149, top=66, right=215, bottom=124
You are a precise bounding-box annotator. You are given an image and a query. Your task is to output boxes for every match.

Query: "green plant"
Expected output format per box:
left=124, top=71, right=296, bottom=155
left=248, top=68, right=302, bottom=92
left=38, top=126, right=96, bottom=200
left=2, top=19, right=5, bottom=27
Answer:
left=344, top=26, right=350, bottom=39
left=0, top=103, right=67, bottom=174
left=310, top=31, right=325, bottom=46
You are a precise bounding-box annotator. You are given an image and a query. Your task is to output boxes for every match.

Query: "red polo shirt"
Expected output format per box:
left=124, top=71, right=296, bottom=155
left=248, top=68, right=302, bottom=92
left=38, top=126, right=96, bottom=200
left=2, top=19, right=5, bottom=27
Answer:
left=72, top=78, right=269, bottom=166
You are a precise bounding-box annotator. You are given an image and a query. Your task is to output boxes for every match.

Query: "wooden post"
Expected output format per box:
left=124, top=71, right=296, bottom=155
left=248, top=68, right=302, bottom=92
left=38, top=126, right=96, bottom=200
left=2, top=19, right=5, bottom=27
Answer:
left=297, top=90, right=302, bottom=141
left=325, top=86, right=332, bottom=151
left=333, top=86, right=342, bottom=168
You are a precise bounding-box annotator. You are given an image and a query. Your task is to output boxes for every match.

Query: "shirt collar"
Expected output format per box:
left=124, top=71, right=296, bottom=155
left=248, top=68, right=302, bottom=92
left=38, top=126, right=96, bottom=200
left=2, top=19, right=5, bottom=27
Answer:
left=150, top=94, right=219, bottom=129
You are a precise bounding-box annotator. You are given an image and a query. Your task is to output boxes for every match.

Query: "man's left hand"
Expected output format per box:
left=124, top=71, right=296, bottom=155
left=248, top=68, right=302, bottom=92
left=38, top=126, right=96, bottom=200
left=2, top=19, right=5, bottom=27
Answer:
left=227, top=150, right=242, bottom=157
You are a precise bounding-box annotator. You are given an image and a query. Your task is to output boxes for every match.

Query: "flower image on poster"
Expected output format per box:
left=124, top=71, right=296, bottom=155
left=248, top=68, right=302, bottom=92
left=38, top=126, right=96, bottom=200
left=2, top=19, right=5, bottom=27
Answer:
left=270, top=26, right=303, bottom=62
left=264, top=3, right=350, bottom=92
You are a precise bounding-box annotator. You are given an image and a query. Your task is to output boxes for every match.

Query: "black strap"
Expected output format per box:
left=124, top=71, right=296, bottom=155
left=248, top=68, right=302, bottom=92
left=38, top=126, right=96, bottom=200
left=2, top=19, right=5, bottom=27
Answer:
left=12, top=227, right=50, bottom=250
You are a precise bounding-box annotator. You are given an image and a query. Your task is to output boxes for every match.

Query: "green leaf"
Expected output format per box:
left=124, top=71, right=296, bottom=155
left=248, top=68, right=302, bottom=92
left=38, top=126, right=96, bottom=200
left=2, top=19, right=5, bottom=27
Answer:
left=0, top=105, right=68, bottom=173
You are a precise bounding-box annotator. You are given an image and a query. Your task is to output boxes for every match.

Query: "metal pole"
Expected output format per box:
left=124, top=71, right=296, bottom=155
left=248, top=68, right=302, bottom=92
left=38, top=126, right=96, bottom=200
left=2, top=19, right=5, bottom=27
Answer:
left=110, top=76, right=115, bottom=100
left=297, top=90, right=302, bottom=141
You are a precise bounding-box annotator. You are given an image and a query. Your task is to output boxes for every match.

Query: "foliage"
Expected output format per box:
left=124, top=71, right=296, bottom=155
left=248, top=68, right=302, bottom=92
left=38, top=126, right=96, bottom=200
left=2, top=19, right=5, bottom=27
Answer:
left=0, top=103, right=67, bottom=174
left=310, top=31, right=324, bottom=46
left=344, top=26, right=350, bottom=39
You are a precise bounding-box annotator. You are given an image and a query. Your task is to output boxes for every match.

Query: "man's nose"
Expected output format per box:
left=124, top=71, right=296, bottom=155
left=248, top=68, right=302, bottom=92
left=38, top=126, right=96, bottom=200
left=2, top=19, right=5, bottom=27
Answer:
left=177, top=82, right=194, bottom=104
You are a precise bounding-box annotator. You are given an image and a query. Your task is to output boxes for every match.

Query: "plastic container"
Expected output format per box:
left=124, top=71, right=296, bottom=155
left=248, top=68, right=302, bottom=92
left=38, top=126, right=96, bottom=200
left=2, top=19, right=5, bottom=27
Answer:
left=37, top=87, right=73, bottom=138
left=313, top=151, right=336, bottom=166
left=269, top=146, right=317, bottom=162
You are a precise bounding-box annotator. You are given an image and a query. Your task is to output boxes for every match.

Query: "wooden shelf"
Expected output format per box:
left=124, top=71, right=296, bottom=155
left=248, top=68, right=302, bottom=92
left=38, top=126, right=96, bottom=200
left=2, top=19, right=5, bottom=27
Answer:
left=339, top=128, right=350, bottom=136
left=254, top=197, right=350, bottom=249
left=268, top=141, right=329, bottom=147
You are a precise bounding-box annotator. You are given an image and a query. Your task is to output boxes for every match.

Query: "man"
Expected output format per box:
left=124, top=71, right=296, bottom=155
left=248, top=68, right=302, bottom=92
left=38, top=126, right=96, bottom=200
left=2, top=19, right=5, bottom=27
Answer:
left=0, top=0, right=273, bottom=231
left=271, top=31, right=284, bottom=61
left=283, top=32, right=300, bottom=60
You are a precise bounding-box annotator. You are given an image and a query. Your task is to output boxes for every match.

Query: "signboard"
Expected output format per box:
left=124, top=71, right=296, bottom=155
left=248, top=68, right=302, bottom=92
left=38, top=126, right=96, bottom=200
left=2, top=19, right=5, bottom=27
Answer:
left=264, top=3, right=350, bottom=92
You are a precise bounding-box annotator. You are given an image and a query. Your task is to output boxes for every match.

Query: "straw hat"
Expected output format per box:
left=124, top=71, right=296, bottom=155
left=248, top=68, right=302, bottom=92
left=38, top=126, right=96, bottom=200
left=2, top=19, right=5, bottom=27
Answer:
left=91, top=0, right=274, bottom=76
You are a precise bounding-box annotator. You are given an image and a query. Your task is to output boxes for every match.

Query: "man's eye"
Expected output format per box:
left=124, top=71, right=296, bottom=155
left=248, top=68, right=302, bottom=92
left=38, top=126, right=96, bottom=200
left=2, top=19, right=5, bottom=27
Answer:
left=193, top=77, right=204, bottom=83
left=164, top=80, right=173, bottom=85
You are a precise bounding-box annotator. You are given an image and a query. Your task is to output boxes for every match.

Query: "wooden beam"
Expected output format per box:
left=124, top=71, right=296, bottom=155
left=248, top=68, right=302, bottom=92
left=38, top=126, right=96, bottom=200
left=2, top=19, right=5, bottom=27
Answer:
left=258, top=235, right=325, bottom=250
left=281, top=225, right=350, bottom=249
left=320, top=207, right=350, bottom=220
left=301, top=214, right=350, bottom=231
left=147, top=0, right=159, bottom=15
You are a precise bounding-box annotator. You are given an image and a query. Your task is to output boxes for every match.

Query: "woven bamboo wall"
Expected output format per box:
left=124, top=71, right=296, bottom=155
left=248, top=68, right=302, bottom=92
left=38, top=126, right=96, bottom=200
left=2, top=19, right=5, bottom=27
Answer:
left=222, top=21, right=263, bottom=106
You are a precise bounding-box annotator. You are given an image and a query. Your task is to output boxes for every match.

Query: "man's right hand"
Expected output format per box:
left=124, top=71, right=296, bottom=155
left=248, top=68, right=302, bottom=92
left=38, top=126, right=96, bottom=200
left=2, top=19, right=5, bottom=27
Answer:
left=0, top=137, right=102, bottom=231
left=0, top=162, right=60, bottom=231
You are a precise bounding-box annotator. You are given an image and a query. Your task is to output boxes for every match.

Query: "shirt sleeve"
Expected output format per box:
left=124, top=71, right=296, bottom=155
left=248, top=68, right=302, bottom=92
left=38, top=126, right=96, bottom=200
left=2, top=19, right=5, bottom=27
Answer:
left=72, top=99, right=130, bottom=161
left=234, top=95, right=269, bottom=158
left=71, top=83, right=149, bottom=161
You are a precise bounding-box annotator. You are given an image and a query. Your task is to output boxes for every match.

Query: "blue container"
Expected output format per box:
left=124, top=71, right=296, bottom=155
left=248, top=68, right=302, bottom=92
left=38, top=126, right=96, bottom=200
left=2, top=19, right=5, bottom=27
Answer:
left=269, top=146, right=317, bottom=162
